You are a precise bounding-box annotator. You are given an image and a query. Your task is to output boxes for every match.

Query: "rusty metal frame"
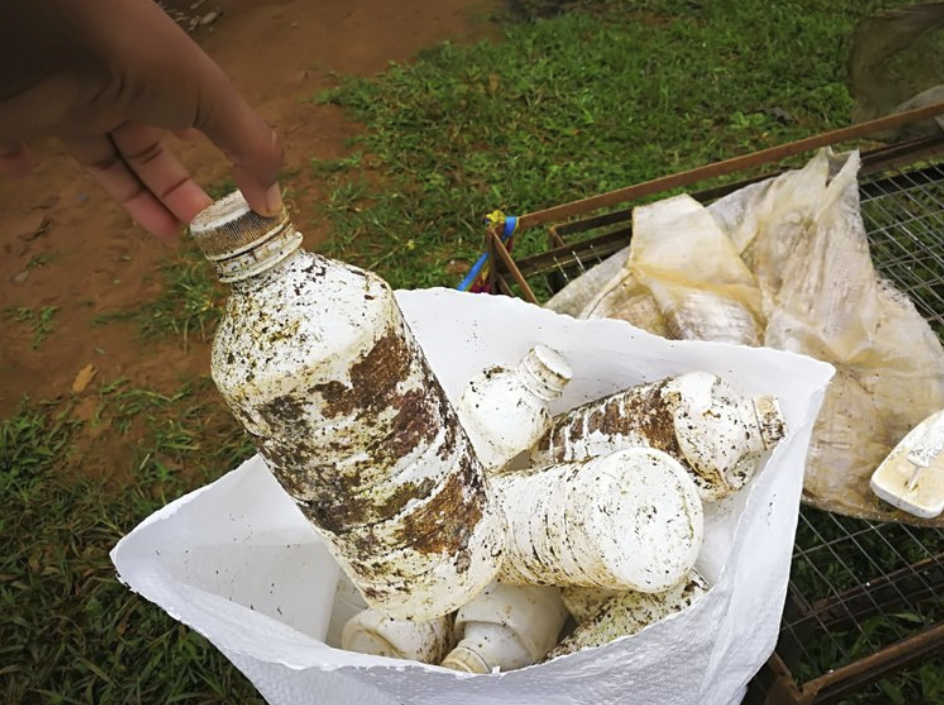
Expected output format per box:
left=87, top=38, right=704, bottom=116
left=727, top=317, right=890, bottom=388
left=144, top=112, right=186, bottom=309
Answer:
left=476, top=102, right=944, bottom=704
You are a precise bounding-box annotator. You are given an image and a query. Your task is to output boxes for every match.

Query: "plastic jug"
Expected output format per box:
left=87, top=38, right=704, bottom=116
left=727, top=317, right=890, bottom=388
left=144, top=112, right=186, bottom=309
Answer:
left=341, top=609, right=454, bottom=664
left=441, top=582, right=569, bottom=673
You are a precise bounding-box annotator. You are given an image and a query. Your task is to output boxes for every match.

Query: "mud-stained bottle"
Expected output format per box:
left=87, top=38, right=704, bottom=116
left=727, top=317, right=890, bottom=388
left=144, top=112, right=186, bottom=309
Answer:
left=190, top=193, right=503, bottom=621
left=548, top=571, right=710, bottom=658
left=457, top=344, right=573, bottom=474
left=494, top=448, right=704, bottom=593
left=530, top=371, right=786, bottom=501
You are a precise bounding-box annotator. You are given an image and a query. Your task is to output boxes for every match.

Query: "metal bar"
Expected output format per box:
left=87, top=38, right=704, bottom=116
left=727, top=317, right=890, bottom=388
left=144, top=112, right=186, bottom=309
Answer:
left=547, top=223, right=568, bottom=248
left=744, top=653, right=805, bottom=705
left=488, top=228, right=539, bottom=303
left=485, top=222, right=499, bottom=294
left=514, top=228, right=632, bottom=278
left=515, top=102, right=944, bottom=230
left=802, top=621, right=944, bottom=704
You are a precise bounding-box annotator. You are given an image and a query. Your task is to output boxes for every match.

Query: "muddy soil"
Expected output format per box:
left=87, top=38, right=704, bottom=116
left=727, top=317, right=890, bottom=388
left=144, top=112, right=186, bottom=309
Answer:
left=0, top=0, right=499, bottom=475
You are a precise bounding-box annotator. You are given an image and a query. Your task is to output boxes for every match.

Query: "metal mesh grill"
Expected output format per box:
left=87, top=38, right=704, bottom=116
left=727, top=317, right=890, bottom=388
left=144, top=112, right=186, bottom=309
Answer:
left=497, top=144, right=944, bottom=703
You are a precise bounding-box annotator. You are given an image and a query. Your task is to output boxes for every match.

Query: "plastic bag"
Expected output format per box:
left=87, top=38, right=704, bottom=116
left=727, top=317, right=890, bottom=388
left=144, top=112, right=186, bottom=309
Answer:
left=112, top=288, right=832, bottom=705
left=713, top=150, right=944, bottom=523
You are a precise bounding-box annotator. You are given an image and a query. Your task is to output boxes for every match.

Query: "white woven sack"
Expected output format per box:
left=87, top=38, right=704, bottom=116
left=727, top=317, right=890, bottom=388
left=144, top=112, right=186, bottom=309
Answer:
left=112, top=288, right=834, bottom=705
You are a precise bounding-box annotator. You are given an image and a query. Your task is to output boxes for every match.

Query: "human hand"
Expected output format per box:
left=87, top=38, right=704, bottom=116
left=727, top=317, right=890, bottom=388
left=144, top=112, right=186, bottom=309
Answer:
left=0, top=0, right=283, bottom=239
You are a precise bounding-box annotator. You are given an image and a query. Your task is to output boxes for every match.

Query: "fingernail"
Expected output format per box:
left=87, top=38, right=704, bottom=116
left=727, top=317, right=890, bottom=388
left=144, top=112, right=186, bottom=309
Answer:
left=263, top=183, right=283, bottom=216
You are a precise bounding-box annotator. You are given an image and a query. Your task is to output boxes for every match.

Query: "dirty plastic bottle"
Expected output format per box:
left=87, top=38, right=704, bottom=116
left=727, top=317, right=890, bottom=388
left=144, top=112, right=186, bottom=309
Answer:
left=547, top=571, right=710, bottom=658
left=559, top=586, right=621, bottom=624
left=870, top=408, right=944, bottom=519
left=189, top=193, right=504, bottom=621
left=440, top=582, right=569, bottom=673
left=529, top=371, right=786, bottom=501
left=325, top=570, right=369, bottom=648
left=457, top=345, right=573, bottom=474
left=341, top=608, right=454, bottom=664
left=493, top=448, right=704, bottom=593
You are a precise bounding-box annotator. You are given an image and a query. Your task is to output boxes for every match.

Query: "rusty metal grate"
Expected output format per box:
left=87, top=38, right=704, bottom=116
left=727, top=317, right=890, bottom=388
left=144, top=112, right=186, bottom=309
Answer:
left=480, top=105, right=944, bottom=704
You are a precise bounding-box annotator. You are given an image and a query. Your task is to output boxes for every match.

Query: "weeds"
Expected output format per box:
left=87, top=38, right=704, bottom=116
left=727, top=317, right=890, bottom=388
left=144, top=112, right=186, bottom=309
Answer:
left=0, top=390, right=259, bottom=704
left=312, top=0, right=927, bottom=291
left=93, top=245, right=225, bottom=350
left=6, top=305, right=60, bottom=349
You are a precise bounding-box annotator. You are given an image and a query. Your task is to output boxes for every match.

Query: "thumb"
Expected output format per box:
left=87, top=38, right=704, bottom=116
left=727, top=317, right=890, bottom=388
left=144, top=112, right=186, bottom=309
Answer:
left=193, top=70, right=284, bottom=216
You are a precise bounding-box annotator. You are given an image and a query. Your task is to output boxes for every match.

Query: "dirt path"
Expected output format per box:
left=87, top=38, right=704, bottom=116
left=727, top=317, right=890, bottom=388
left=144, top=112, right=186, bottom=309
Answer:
left=0, top=0, right=499, bottom=455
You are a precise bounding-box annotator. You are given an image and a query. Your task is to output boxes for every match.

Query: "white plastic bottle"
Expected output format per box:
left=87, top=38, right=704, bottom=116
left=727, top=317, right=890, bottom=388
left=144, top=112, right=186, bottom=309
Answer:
left=440, top=582, right=569, bottom=673
left=325, top=571, right=369, bottom=648
left=457, top=345, right=573, bottom=473
left=559, top=586, right=621, bottom=624
left=189, top=193, right=504, bottom=621
left=493, top=448, right=704, bottom=593
left=548, top=571, right=710, bottom=658
left=530, top=371, right=786, bottom=501
left=341, top=609, right=454, bottom=664
left=870, top=408, right=944, bottom=519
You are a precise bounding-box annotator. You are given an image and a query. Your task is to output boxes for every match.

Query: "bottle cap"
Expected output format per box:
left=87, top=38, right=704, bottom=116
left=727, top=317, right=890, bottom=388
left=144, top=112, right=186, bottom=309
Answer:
left=189, top=191, right=302, bottom=282
left=441, top=643, right=491, bottom=674
left=519, top=345, right=573, bottom=400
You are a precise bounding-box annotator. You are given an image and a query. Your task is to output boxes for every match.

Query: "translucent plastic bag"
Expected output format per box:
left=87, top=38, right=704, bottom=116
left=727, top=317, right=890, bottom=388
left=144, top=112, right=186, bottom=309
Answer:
left=711, top=150, right=944, bottom=523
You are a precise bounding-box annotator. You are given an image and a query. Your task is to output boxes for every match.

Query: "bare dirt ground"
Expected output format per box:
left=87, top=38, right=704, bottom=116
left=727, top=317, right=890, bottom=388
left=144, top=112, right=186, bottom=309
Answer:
left=0, top=0, right=499, bottom=476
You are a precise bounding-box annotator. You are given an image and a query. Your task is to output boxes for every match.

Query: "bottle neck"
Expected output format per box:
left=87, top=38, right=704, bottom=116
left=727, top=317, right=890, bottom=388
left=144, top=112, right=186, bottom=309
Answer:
left=516, top=358, right=565, bottom=402
left=210, top=220, right=304, bottom=284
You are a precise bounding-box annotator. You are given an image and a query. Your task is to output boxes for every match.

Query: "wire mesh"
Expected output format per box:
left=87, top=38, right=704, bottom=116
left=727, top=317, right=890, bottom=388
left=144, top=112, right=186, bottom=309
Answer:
left=498, top=145, right=944, bottom=703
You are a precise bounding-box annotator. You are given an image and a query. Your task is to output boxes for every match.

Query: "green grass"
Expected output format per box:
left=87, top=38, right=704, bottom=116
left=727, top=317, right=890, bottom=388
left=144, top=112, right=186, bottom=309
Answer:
left=93, top=245, right=226, bottom=350
left=310, top=0, right=916, bottom=289
left=0, top=388, right=259, bottom=704
left=6, top=305, right=60, bottom=349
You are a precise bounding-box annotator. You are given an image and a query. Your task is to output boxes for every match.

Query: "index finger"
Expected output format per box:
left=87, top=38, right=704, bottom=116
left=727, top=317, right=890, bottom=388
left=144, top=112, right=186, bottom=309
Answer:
left=191, top=67, right=284, bottom=216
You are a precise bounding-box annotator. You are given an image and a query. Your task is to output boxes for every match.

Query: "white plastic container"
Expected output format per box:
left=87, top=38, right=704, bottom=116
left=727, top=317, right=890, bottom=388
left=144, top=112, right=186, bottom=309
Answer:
left=530, top=371, right=785, bottom=501
left=189, top=193, right=504, bottom=620
left=341, top=609, right=454, bottom=664
left=325, top=571, right=369, bottom=648
left=494, top=448, right=704, bottom=593
left=440, top=582, right=569, bottom=673
left=549, top=571, right=710, bottom=658
left=870, top=408, right=944, bottom=519
left=457, top=345, right=573, bottom=473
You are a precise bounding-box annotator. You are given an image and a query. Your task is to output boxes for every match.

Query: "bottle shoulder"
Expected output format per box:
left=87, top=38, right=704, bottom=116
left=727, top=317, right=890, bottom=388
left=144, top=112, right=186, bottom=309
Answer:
left=212, top=252, right=400, bottom=387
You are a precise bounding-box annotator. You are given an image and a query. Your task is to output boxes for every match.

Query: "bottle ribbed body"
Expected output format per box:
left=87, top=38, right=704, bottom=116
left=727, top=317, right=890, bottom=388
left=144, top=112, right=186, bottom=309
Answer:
left=494, top=448, right=703, bottom=593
